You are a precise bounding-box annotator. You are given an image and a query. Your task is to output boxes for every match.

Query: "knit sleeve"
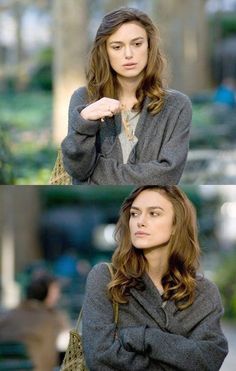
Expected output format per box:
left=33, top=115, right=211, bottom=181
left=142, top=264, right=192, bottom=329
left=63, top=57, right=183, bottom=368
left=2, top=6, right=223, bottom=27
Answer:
left=88, top=98, right=191, bottom=185
left=82, top=263, right=154, bottom=371
left=61, top=88, right=101, bottom=181
left=120, top=283, right=228, bottom=371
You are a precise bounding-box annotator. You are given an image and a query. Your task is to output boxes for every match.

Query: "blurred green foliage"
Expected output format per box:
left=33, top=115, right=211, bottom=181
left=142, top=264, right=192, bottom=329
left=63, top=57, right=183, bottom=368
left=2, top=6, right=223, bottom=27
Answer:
left=0, top=123, right=14, bottom=184
left=192, top=104, right=213, bottom=127
left=191, top=98, right=236, bottom=149
left=30, top=47, right=53, bottom=91
left=210, top=13, right=236, bottom=38
left=0, top=91, right=55, bottom=184
left=214, top=253, right=236, bottom=320
left=40, top=185, right=202, bottom=211
left=191, top=103, right=219, bottom=148
left=40, top=185, right=134, bottom=208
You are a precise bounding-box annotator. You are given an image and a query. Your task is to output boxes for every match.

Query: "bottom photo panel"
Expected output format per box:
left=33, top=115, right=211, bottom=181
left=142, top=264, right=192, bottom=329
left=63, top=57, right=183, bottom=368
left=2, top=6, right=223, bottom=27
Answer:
left=0, top=185, right=235, bottom=371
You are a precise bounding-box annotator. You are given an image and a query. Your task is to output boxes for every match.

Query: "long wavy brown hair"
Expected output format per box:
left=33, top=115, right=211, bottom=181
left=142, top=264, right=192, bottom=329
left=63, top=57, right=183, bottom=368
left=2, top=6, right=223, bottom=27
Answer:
left=86, top=7, right=167, bottom=114
left=108, top=186, right=201, bottom=310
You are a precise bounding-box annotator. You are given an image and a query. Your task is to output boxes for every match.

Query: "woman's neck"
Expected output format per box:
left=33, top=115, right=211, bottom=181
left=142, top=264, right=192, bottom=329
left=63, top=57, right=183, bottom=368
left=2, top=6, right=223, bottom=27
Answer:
left=144, top=245, right=170, bottom=292
left=117, top=75, right=142, bottom=109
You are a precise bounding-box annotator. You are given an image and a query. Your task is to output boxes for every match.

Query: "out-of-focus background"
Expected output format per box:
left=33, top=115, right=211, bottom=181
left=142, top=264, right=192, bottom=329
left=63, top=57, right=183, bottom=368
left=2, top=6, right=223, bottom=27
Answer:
left=0, top=0, right=236, bottom=185
left=0, top=185, right=236, bottom=369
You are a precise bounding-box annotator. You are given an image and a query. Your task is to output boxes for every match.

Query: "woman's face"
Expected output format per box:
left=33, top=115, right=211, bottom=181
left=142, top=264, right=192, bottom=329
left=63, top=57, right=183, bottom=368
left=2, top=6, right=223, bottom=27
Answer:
left=106, top=21, right=148, bottom=79
left=129, top=190, right=174, bottom=250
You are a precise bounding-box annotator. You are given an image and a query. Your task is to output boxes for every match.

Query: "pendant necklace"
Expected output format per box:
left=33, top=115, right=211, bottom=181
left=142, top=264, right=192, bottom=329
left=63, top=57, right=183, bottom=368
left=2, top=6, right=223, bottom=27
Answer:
left=122, top=108, right=136, bottom=141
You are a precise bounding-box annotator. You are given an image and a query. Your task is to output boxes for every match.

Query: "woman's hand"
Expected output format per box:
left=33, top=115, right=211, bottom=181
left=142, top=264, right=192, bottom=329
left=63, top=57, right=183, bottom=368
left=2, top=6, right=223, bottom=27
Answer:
left=81, top=97, right=121, bottom=121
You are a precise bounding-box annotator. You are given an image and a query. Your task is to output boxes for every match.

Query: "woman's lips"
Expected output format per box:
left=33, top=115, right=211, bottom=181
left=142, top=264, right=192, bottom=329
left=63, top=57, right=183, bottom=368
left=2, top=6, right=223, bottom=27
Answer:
left=123, top=63, right=137, bottom=69
left=135, top=231, right=150, bottom=236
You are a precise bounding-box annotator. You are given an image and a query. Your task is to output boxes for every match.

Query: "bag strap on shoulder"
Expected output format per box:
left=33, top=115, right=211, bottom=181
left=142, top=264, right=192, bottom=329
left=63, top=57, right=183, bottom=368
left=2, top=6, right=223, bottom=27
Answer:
left=104, top=263, right=119, bottom=325
left=75, top=262, right=119, bottom=332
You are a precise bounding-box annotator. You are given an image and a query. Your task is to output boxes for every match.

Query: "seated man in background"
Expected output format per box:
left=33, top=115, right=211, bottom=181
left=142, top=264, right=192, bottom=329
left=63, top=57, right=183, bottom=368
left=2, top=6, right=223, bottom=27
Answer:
left=0, top=273, right=71, bottom=371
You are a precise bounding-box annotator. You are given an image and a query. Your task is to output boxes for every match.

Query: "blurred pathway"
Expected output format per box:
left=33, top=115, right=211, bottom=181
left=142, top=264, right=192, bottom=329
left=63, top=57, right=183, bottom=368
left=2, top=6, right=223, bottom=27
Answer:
left=221, top=321, right=236, bottom=371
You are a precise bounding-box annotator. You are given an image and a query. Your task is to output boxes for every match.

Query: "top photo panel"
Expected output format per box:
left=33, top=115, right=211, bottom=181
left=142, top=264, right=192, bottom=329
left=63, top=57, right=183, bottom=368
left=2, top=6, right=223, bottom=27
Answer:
left=1, top=1, right=236, bottom=185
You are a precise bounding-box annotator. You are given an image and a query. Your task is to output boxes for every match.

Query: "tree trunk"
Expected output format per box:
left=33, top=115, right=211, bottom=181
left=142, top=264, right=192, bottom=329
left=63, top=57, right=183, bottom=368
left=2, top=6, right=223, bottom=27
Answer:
left=52, top=0, right=88, bottom=144
left=0, top=16, right=6, bottom=91
left=12, top=2, right=27, bottom=91
left=0, top=187, right=41, bottom=308
left=153, top=0, right=210, bottom=94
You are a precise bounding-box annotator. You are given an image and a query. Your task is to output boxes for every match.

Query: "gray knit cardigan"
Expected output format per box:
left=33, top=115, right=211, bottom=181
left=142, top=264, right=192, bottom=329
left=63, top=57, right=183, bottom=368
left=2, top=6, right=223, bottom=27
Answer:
left=82, top=263, right=228, bottom=371
left=61, top=87, right=192, bottom=185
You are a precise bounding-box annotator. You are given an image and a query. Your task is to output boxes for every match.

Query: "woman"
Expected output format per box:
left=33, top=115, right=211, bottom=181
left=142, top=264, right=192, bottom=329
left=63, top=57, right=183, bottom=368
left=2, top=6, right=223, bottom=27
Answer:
left=82, top=186, right=228, bottom=370
left=61, top=8, right=192, bottom=185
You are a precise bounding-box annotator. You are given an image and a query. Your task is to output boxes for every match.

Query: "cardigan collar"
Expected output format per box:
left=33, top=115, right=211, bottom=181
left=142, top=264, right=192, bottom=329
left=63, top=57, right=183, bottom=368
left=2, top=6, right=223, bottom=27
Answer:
left=129, top=272, right=182, bottom=332
left=114, top=96, right=150, bottom=137
left=113, top=97, right=150, bottom=163
left=129, top=272, right=166, bottom=330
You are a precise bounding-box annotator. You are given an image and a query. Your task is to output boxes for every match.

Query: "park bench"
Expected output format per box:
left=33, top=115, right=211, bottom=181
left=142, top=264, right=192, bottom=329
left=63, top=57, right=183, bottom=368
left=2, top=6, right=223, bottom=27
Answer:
left=0, top=341, right=34, bottom=370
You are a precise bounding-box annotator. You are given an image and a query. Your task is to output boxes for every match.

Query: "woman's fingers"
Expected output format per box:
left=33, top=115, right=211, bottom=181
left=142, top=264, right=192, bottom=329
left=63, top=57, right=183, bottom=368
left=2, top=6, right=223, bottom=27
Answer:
left=81, top=97, right=122, bottom=121
left=100, top=109, right=115, bottom=122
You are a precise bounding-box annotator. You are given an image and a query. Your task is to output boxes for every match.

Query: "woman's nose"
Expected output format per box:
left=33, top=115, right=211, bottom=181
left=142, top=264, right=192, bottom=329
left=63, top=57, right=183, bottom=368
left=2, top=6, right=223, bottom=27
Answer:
left=124, top=46, right=133, bottom=59
left=137, top=216, right=146, bottom=227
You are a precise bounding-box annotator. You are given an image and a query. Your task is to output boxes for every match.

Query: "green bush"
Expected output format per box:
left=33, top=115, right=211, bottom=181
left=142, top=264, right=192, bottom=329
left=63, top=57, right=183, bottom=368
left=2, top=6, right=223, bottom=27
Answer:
left=211, top=13, right=236, bottom=38
left=214, top=252, right=236, bottom=319
left=0, top=91, right=55, bottom=184
left=0, top=123, right=15, bottom=184
left=30, top=47, right=53, bottom=91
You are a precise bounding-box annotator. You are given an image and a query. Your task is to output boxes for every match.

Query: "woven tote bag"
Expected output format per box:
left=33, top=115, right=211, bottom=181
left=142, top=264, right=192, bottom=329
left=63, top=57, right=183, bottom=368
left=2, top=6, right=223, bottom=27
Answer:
left=49, top=148, right=72, bottom=185
left=60, top=308, right=87, bottom=371
left=60, top=263, right=118, bottom=371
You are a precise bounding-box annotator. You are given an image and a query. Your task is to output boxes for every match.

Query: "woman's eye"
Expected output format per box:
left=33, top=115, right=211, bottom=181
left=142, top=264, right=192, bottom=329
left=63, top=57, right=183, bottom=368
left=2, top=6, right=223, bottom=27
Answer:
left=130, top=211, right=138, bottom=217
left=112, top=45, right=121, bottom=50
left=150, top=212, right=161, bottom=216
left=135, top=42, right=142, bottom=47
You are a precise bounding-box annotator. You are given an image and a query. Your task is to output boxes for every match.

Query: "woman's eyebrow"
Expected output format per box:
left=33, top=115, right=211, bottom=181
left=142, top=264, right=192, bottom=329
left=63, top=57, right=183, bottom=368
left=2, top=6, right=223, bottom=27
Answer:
left=130, top=206, right=164, bottom=211
left=109, top=37, right=145, bottom=45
